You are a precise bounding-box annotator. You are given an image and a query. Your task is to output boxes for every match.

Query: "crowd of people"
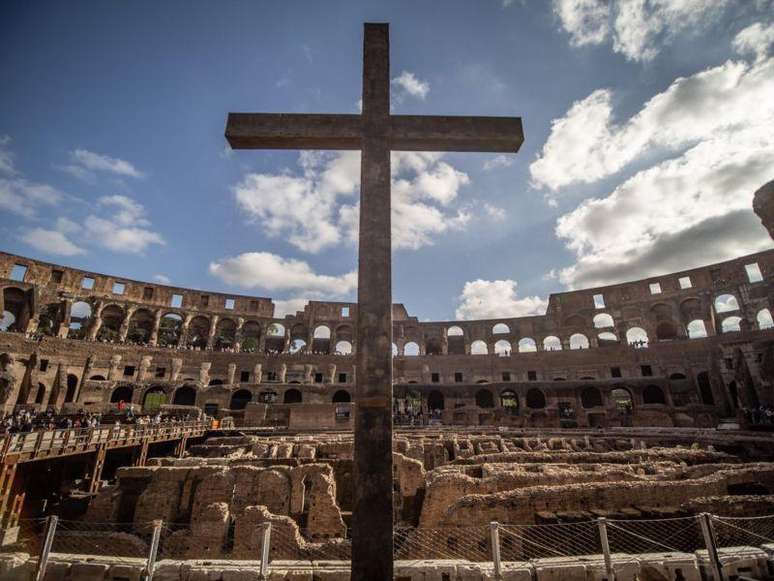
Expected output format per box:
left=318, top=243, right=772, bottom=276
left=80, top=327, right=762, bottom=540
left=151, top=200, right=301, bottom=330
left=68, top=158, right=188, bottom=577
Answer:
left=742, top=406, right=774, bottom=426
left=1, top=408, right=199, bottom=435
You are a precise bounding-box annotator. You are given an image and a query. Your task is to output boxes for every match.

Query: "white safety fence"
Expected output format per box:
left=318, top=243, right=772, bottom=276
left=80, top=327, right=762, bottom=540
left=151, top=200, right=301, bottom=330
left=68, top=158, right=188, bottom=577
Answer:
left=5, top=513, right=774, bottom=580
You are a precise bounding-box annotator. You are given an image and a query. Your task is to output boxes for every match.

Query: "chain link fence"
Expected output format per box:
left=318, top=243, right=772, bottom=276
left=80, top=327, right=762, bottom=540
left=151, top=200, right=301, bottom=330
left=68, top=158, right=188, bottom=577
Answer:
left=3, top=512, right=774, bottom=579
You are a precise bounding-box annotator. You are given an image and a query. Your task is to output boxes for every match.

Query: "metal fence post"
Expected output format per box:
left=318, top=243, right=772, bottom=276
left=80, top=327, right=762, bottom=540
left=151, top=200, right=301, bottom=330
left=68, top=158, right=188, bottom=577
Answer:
left=144, top=519, right=163, bottom=580
left=259, top=522, right=272, bottom=579
left=490, top=521, right=502, bottom=580
left=597, top=517, right=615, bottom=581
left=699, top=513, right=725, bottom=581
left=35, top=515, right=58, bottom=581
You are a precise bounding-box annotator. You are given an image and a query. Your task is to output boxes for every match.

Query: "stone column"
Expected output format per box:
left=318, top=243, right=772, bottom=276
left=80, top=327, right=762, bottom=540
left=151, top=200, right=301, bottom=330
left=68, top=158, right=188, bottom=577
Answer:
left=253, top=363, right=263, bottom=384
left=227, top=363, right=236, bottom=385
left=107, top=355, right=122, bottom=381
left=279, top=363, right=288, bottom=383
left=138, top=356, right=152, bottom=382
left=206, top=315, right=219, bottom=350
left=234, top=317, right=245, bottom=352
left=148, top=309, right=163, bottom=347
left=179, top=313, right=193, bottom=346
left=88, top=302, right=105, bottom=341
left=118, top=306, right=136, bottom=342
left=304, top=364, right=314, bottom=384
left=58, top=299, right=73, bottom=338
left=199, top=362, right=211, bottom=386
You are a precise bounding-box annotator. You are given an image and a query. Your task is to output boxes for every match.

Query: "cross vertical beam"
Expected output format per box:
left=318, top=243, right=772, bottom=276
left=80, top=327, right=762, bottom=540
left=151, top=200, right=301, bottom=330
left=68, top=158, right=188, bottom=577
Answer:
left=351, top=23, right=393, bottom=581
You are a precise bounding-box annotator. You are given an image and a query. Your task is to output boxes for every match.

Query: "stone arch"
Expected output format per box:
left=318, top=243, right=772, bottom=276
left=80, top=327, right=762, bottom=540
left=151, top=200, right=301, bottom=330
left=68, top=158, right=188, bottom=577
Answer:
left=312, top=325, right=331, bottom=354
left=336, top=340, right=353, bottom=355
left=187, top=315, right=210, bottom=348
left=581, top=386, right=603, bottom=408
left=110, top=385, right=133, bottom=403
left=265, top=323, right=286, bottom=353
left=500, top=389, right=518, bottom=413
left=679, top=297, right=703, bottom=323
left=518, top=337, right=537, bottom=353
left=158, top=313, right=183, bottom=347
left=446, top=326, right=466, bottom=355
left=626, top=327, right=649, bottom=347
left=283, top=388, right=302, bottom=404
left=494, top=339, right=511, bottom=356
left=258, top=389, right=277, bottom=403
left=239, top=320, right=261, bottom=353
left=172, top=385, right=197, bottom=406
left=127, top=308, right=155, bottom=344
left=1, top=287, right=30, bottom=333
left=428, top=390, right=445, bottom=411
left=569, top=333, right=589, bottom=350
left=97, top=304, right=124, bottom=342
left=610, top=387, right=633, bottom=411
left=597, top=331, right=618, bottom=343
left=289, top=338, right=307, bottom=353
left=715, top=294, right=740, bottom=313
left=68, top=300, right=93, bottom=339
left=471, top=340, right=488, bottom=355
left=526, top=388, right=546, bottom=409
left=492, top=323, right=510, bottom=335
left=142, top=386, right=168, bottom=411
left=687, top=319, right=708, bottom=338
left=447, top=325, right=464, bottom=336
left=721, top=316, right=743, bottom=333
left=36, top=303, right=61, bottom=337
left=214, top=318, right=237, bottom=351
left=643, top=384, right=666, bottom=405
left=332, top=389, right=351, bottom=403
left=543, top=336, right=562, bottom=351
left=757, top=308, right=774, bottom=330
left=475, top=388, right=494, bottom=408
left=593, top=313, right=614, bottom=329
left=403, top=341, right=419, bottom=356
left=230, top=389, right=252, bottom=410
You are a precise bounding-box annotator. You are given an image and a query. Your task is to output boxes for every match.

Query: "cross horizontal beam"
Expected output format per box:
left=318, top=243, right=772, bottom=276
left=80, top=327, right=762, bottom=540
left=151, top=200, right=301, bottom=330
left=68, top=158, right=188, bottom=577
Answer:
left=225, top=113, right=524, bottom=153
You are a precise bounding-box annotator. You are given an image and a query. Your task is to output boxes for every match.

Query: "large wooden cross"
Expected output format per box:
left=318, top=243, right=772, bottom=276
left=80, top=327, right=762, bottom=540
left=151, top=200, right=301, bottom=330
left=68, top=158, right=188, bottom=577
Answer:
left=225, top=23, right=523, bottom=581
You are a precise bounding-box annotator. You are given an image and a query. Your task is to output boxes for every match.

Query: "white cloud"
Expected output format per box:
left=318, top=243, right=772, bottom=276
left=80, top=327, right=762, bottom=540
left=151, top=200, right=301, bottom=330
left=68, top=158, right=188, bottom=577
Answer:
left=455, top=279, right=548, bottom=320
left=82, top=196, right=164, bottom=254
left=733, top=21, right=774, bottom=62
left=153, top=274, right=171, bottom=285
left=62, top=149, right=143, bottom=180
left=483, top=154, right=515, bottom=172
left=530, top=56, right=774, bottom=191
left=233, top=150, right=472, bottom=253
left=0, top=136, right=15, bottom=175
left=21, top=227, right=85, bottom=256
left=483, top=203, right=506, bottom=221
left=553, top=0, right=733, bottom=62
left=392, top=71, right=430, bottom=101
left=273, top=298, right=310, bottom=318
left=0, top=178, right=62, bottom=218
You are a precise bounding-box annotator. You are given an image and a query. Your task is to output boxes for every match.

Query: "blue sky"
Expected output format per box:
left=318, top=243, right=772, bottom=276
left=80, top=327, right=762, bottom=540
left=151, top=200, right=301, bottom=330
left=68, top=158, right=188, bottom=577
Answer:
left=1, top=0, right=773, bottom=320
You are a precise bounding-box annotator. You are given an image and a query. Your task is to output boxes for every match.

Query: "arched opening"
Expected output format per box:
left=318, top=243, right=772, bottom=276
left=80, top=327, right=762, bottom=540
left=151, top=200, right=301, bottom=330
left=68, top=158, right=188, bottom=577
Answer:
left=447, top=326, right=465, bottom=355
left=332, top=390, right=351, bottom=403
left=34, top=383, right=46, bottom=405
left=427, top=390, right=445, bottom=411
left=526, top=388, right=546, bottom=409
left=610, top=388, right=633, bottom=413
left=425, top=338, right=443, bottom=356
left=214, top=318, right=237, bottom=351
left=283, top=388, right=302, bottom=404
left=241, top=321, right=262, bottom=352
left=335, top=340, right=353, bottom=355
left=581, top=387, right=603, bottom=408
left=97, top=305, right=124, bottom=342
left=518, top=337, right=537, bottom=353
left=687, top=319, right=708, bottom=338
left=715, top=294, right=740, bottom=313
left=68, top=300, right=93, bottom=339
left=65, top=374, right=78, bottom=403
left=597, top=331, right=618, bottom=343
left=569, top=333, right=589, bottom=350
left=492, top=323, right=510, bottom=335
left=110, top=385, right=133, bottom=404
left=1, top=288, right=30, bottom=332
left=643, top=384, right=666, bottom=405
left=158, top=313, right=183, bottom=347
left=187, top=316, right=210, bottom=349
left=697, top=371, right=714, bottom=405
left=626, top=327, right=649, bottom=347
left=471, top=340, right=488, bottom=355
left=142, top=387, right=168, bottom=412
left=89, top=375, right=106, bottom=381
left=721, top=316, right=742, bottom=333
left=264, top=323, right=286, bottom=353
left=500, top=390, right=518, bottom=414
left=258, top=390, right=277, bottom=403
left=208, top=379, right=224, bottom=386
left=126, top=308, right=154, bottom=344
left=172, top=385, right=197, bottom=406
left=403, top=341, right=419, bottom=356
left=289, top=338, right=307, bottom=353
left=669, top=373, right=691, bottom=407
left=312, top=325, right=331, bottom=354
left=475, top=388, right=494, bottom=408
left=230, top=389, right=252, bottom=410
left=37, top=304, right=60, bottom=337
left=757, top=308, right=774, bottom=330
left=655, top=321, right=678, bottom=341
left=593, top=313, right=614, bottom=329
left=543, top=336, right=561, bottom=351
left=494, top=339, right=511, bottom=356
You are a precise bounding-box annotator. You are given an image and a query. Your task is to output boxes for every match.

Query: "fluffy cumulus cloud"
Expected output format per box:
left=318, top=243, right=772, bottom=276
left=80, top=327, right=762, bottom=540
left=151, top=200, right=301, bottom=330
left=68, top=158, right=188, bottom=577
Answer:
left=552, top=0, right=735, bottom=61
left=61, top=149, right=143, bottom=180
left=82, top=196, right=164, bottom=254
left=483, top=154, right=515, bottom=172
left=455, top=279, right=548, bottom=320
left=0, top=178, right=62, bottom=218
left=233, top=151, right=471, bottom=253
left=21, top=224, right=85, bottom=256
left=209, top=252, right=356, bottom=313
left=733, top=21, right=774, bottom=62
left=391, top=71, right=430, bottom=101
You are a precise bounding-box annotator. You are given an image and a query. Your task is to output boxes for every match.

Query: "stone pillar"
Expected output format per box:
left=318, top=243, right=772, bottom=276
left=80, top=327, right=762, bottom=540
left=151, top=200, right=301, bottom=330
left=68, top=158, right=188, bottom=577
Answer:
left=253, top=363, right=263, bottom=384
left=304, top=364, right=314, bottom=384
left=88, top=302, right=105, bottom=341
left=282, top=328, right=291, bottom=353
left=227, top=363, right=236, bottom=385
left=258, top=332, right=267, bottom=354
left=199, top=362, right=211, bottom=386
left=58, top=299, right=73, bottom=338
left=107, top=355, right=122, bottom=381
left=328, top=363, right=337, bottom=384
left=179, top=313, right=193, bottom=346
left=148, top=309, right=163, bottom=347
left=279, top=363, right=288, bottom=383
left=138, top=356, right=152, bottom=382
left=170, top=358, right=183, bottom=382
left=207, top=315, right=219, bottom=350
left=118, top=306, right=136, bottom=342
left=234, top=317, right=245, bottom=352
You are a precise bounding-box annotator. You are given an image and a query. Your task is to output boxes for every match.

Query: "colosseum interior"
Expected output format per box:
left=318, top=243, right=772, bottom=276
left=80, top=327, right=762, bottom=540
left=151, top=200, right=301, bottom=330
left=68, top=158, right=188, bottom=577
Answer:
left=1, top=248, right=774, bottom=580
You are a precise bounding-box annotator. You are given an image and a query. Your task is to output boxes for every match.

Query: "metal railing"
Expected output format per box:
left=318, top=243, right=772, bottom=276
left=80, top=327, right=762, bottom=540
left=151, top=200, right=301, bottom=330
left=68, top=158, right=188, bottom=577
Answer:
left=0, top=421, right=209, bottom=461
left=6, top=512, right=774, bottom=580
